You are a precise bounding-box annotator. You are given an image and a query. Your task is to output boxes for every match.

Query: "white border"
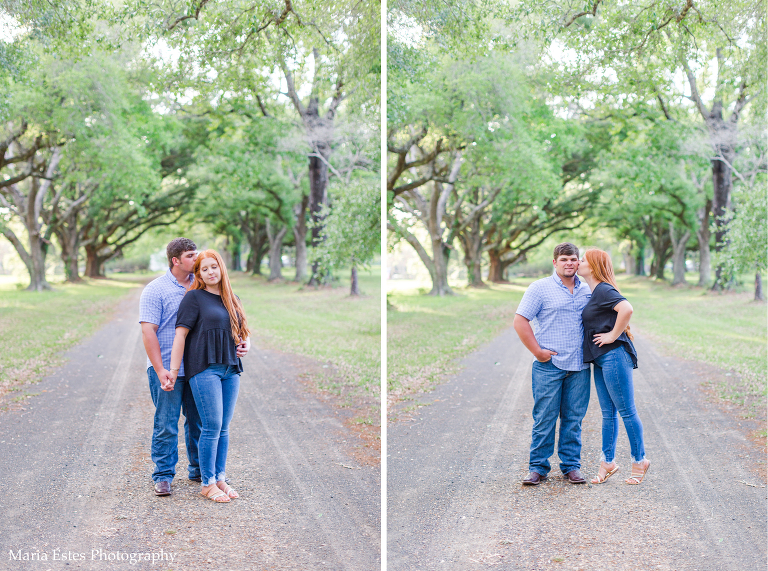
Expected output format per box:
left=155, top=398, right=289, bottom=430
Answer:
left=380, top=0, right=387, bottom=567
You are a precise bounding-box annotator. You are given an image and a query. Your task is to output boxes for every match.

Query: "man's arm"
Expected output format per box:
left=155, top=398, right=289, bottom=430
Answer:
left=140, top=322, right=173, bottom=389
left=513, top=314, right=557, bottom=363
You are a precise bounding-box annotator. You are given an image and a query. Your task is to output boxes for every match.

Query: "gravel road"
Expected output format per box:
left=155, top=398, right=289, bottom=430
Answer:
left=388, top=326, right=766, bottom=571
left=0, top=287, right=380, bottom=571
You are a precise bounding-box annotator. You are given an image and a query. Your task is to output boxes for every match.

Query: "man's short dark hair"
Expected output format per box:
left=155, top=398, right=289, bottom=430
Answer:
left=167, top=238, right=197, bottom=268
left=553, top=242, right=579, bottom=260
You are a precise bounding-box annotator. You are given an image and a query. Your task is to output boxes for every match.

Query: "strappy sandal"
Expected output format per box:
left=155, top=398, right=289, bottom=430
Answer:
left=217, top=481, right=239, bottom=499
left=201, top=486, right=230, bottom=503
left=625, top=459, right=651, bottom=485
left=590, top=462, right=619, bottom=484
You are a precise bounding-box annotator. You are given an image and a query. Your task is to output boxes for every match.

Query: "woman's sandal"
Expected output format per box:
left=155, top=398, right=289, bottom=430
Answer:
left=625, top=459, right=651, bottom=485
left=590, top=462, right=619, bottom=484
left=217, top=481, right=239, bottom=499
left=201, top=485, right=231, bottom=503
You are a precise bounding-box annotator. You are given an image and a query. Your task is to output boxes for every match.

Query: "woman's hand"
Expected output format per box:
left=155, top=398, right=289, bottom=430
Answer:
left=236, top=336, right=251, bottom=358
left=593, top=332, right=619, bottom=347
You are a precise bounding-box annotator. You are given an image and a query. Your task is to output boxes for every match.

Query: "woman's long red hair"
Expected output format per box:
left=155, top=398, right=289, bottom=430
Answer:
left=584, top=249, right=633, bottom=341
left=190, top=249, right=250, bottom=344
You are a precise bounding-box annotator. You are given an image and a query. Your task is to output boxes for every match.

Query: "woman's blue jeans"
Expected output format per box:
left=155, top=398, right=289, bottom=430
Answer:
left=188, top=364, right=241, bottom=486
left=593, top=347, right=646, bottom=463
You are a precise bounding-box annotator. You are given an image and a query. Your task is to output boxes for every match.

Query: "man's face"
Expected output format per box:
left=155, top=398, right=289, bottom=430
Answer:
left=174, top=250, right=198, bottom=274
left=553, top=254, right=579, bottom=278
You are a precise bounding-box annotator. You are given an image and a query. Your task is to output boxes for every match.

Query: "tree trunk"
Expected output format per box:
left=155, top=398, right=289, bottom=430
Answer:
left=429, top=237, right=453, bottom=296
left=57, top=231, right=82, bottom=283
left=293, top=193, right=309, bottom=282
left=244, top=217, right=268, bottom=275
left=487, top=248, right=507, bottom=283
left=230, top=237, right=242, bottom=272
left=84, top=244, right=108, bottom=278
left=26, top=227, right=51, bottom=291
left=696, top=198, right=712, bottom=287
left=635, top=245, right=646, bottom=276
left=669, top=223, right=690, bottom=286
left=1, top=225, right=50, bottom=291
left=307, top=144, right=331, bottom=286
left=460, top=220, right=486, bottom=288
left=755, top=270, right=764, bottom=302
left=52, top=208, right=84, bottom=283
left=707, top=102, right=736, bottom=290
left=266, top=220, right=288, bottom=281
left=621, top=249, right=636, bottom=275
left=350, top=264, right=360, bottom=296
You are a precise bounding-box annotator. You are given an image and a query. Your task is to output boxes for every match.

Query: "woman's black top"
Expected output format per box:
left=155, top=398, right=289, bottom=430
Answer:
left=175, top=289, right=243, bottom=380
left=582, top=282, right=638, bottom=369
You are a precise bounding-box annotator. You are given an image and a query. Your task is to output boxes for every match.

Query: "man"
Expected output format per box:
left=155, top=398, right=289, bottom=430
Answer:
left=513, top=242, right=591, bottom=486
left=138, top=238, right=249, bottom=496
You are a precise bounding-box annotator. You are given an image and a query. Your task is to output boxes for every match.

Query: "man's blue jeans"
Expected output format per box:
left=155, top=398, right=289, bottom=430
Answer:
left=147, top=367, right=201, bottom=483
left=529, top=360, right=591, bottom=476
left=188, top=364, right=241, bottom=487
left=593, top=347, right=646, bottom=463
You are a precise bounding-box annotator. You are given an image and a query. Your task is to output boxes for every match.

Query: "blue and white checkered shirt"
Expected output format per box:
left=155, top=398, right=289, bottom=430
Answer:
left=139, top=269, right=193, bottom=376
left=516, top=272, right=592, bottom=371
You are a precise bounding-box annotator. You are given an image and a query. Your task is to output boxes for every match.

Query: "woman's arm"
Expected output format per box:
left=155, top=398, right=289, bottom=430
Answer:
left=593, top=300, right=633, bottom=347
left=167, top=327, right=190, bottom=388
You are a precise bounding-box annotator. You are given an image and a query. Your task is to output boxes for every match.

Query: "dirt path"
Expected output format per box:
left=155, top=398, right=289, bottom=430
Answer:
left=0, top=287, right=380, bottom=570
left=387, top=326, right=766, bottom=571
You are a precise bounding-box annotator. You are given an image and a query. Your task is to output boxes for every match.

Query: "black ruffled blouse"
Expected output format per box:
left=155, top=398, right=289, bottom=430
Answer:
left=175, top=289, right=243, bottom=380
left=581, top=282, right=638, bottom=369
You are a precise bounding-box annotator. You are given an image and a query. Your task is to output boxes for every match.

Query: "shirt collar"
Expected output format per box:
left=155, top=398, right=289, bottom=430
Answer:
left=166, top=268, right=192, bottom=288
left=551, top=271, right=583, bottom=289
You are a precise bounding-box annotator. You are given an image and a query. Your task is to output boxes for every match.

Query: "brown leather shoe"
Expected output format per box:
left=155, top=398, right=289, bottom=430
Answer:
left=154, top=481, right=172, bottom=496
left=565, top=469, right=586, bottom=484
left=521, top=472, right=547, bottom=486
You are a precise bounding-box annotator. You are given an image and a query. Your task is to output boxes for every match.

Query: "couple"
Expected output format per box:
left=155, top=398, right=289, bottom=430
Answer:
left=514, top=242, right=651, bottom=486
left=139, top=238, right=251, bottom=503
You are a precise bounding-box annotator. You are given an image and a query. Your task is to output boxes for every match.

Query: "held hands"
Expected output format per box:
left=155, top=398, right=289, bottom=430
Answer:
left=535, top=349, right=558, bottom=363
left=593, top=332, right=618, bottom=347
left=160, top=368, right=177, bottom=391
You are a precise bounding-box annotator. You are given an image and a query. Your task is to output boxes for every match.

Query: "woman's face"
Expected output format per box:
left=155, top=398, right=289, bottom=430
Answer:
left=198, top=257, right=222, bottom=287
left=577, top=255, right=592, bottom=278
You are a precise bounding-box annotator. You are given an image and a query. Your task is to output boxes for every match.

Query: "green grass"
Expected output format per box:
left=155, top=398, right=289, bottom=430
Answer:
left=0, top=277, right=141, bottom=400
left=617, top=274, right=767, bottom=417
left=231, top=266, right=381, bottom=416
left=387, top=280, right=534, bottom=398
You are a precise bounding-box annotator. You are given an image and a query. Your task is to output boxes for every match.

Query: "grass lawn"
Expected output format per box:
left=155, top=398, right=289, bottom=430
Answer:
left=0, top=276, right=141, bottom=405
left=232, top=266, right=381, bottom=423
left=387, top=279, right=533, bottom=400
left=617, top=273, right=767, bottom=419
left=387, top=274, right=767, bottom=422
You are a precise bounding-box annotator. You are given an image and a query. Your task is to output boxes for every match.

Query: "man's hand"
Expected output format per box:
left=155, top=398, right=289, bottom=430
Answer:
left=535, top=349, right=558, bottom=363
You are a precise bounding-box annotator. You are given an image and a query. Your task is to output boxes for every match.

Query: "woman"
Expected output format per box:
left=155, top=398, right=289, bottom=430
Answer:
left=168, top=250, right=251, bottom=503
left=577, top=249, right=650, bottom=485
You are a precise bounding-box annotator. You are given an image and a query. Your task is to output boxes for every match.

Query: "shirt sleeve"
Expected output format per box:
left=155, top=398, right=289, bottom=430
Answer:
left=175, top=291, right=200, bottom=330
left=597, top=284, right=627, bottom=310
left=138, top=283, right=161, bottom=325
left=516, top=282, right=542, bottom=320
